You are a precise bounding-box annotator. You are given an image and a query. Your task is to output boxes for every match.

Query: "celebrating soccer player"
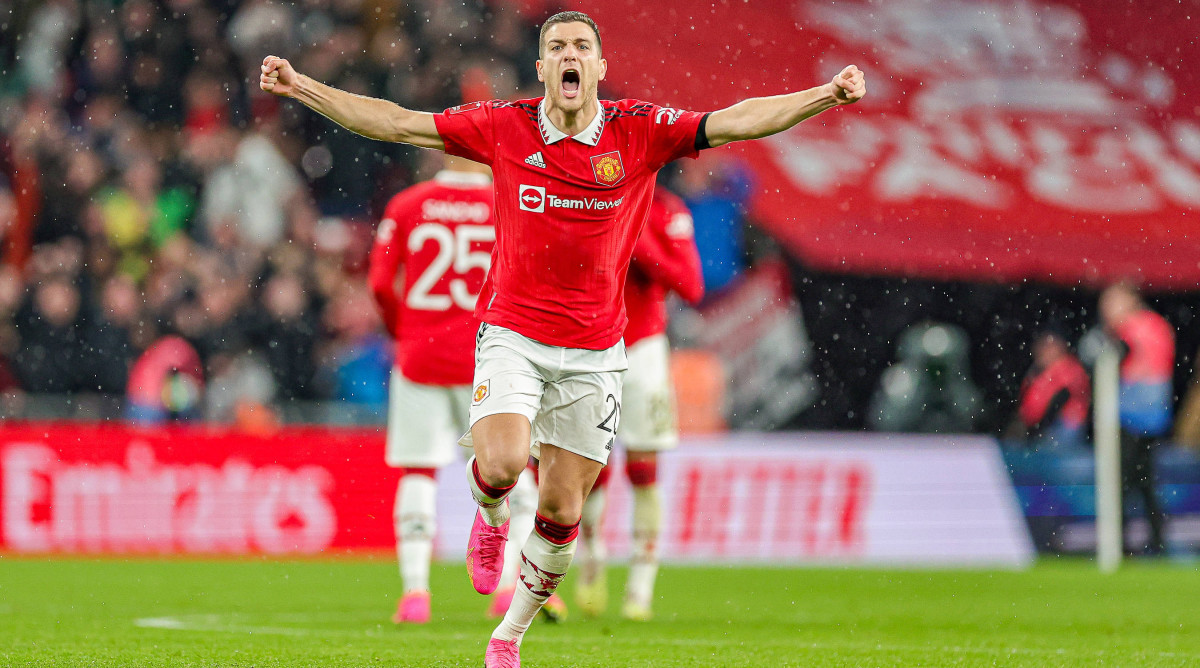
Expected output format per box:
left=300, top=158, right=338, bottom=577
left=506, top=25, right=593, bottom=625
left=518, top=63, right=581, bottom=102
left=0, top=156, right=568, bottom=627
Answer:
left=262, top=10, right=865, bottom=666
left=367, top=153, right=542, bottom=624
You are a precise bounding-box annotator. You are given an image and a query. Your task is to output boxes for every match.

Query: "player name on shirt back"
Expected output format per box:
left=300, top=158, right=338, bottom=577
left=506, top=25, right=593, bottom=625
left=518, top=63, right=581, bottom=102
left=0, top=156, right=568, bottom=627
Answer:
left=421, top=199, right=491, bottom=223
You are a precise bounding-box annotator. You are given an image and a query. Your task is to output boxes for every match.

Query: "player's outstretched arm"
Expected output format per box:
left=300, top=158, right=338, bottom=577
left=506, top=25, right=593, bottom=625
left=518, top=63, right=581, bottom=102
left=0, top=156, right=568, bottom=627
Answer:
left=260, top=55, right=444, bottom=150
left=704, top=65, right=865, bottom=148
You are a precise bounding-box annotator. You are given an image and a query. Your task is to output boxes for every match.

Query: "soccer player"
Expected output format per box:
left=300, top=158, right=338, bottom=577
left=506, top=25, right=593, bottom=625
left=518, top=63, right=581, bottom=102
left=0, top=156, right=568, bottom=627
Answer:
left=1099, top=282, right=1175, bottom=555
left=261, top=11, right=865, bottom=665
left=574, top=184, right=703, bottom=621
left=367, top=154, right=540, bottom=623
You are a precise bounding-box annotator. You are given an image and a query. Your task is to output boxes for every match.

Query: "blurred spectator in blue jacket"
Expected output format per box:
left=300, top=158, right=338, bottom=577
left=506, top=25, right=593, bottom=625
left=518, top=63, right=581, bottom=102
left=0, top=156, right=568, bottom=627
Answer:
left=677, top=155, right=753, bottom=295
left=320, top=281, right=390, bottom=413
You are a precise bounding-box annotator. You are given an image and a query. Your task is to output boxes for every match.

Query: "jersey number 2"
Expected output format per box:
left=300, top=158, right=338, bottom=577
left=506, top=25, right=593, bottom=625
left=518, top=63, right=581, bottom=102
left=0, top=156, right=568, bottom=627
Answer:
left=407, top=223, right=494, bottom=311
left=597, top=394, right=621, bottom=433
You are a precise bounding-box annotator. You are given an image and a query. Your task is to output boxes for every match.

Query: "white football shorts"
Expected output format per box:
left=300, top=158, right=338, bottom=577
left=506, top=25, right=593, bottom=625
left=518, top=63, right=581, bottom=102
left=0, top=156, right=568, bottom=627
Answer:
left=385, top=369, right=472, bottom=468
left=619, top=334, right=679, bottom=452
left=459, top=323, right=627, bottom=465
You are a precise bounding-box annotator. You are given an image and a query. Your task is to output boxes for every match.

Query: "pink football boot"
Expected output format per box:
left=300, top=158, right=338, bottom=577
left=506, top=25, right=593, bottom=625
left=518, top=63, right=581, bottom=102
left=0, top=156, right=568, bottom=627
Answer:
left=467, top=509, right=509, bottom=594
left=391, top=591, right=431, bottom=624
left=484, top=638, right=521, bottom=667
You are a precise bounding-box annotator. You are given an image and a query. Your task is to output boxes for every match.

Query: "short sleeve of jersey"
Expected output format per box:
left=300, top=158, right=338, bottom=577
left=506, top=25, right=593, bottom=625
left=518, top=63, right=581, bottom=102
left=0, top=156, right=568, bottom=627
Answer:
left=433, top=101, right=498, bottom=165
left=643, top=104, right=708, bottom=171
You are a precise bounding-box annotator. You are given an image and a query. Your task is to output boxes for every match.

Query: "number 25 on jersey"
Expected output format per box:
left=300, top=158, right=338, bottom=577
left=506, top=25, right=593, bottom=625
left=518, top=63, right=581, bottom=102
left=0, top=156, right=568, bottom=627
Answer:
left=405, top=222, right=495, bottom=312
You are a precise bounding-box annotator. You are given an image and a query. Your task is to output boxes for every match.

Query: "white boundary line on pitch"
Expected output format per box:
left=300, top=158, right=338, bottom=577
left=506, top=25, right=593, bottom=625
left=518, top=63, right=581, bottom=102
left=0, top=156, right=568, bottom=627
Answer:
left=133, top=614, right=1199, bottom=661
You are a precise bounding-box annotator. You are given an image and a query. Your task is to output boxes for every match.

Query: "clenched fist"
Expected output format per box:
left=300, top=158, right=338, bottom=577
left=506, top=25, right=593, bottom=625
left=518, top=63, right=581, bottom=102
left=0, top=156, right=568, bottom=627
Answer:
left=260, top=55, right=299, bottom=97
left=830, top=65, right=866, bottom=105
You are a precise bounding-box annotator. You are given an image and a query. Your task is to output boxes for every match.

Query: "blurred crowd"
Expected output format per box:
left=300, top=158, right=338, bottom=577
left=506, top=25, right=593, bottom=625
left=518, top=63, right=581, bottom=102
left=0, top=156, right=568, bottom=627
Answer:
left=0, top=0, right=556, bottom=423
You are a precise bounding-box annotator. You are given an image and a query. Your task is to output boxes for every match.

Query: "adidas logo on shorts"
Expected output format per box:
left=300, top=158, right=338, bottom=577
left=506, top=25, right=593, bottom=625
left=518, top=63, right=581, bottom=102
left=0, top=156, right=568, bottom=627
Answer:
left=525, top=151, right=546, bottom=169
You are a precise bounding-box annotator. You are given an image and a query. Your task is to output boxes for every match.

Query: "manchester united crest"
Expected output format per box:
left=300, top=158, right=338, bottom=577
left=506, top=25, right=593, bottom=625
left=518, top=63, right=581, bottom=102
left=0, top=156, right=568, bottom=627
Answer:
left=590, top=151, right=625, bottom=186
left=472, top=379, right=490, bottom=405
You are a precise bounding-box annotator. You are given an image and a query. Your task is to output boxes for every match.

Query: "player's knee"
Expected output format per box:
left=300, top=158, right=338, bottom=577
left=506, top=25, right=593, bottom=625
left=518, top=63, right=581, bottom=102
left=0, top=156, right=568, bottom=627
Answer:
left=537, top=506, right=581, bottom=527
left=475, top=455, right=524, bottom=487
left=470, top=416, right=531, bottom=485
left=536, top=493, right=583, bottom=526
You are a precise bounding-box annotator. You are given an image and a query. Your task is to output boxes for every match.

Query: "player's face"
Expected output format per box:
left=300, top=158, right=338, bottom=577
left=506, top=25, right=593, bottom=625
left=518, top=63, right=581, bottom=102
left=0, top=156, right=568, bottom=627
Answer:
left=536, top=22, right=606, bottom=114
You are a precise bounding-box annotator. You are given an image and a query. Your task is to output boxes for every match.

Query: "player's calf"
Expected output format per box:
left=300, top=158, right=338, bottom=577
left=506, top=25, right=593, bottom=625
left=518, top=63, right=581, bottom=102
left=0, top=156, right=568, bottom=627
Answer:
left=490, top=514, right=579, bottom=648
left=575, top=465, right=611, bottom=616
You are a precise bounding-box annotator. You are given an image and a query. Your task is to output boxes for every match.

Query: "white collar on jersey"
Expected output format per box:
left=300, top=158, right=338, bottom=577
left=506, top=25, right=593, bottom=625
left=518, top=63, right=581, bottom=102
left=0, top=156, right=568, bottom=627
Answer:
left=538, top=98, right=605, bottom=146
left=433, top=170, right=492, bottom=187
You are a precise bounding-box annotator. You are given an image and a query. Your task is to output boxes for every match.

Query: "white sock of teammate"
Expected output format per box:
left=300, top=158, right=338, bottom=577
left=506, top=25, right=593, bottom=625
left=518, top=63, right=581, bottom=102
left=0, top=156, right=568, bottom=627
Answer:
left=578, top=484, right=608, bottom=583
left=499, top=467, right=538, bottom=590
left=394, top=470, right=437, bottom=594
left=466, top=455, right=514, bottom=527
left=491, top=514, right=579, bottom=644
left=625, top=459, right=662, bottom=608
left=626, top=485, right=662, bottom=605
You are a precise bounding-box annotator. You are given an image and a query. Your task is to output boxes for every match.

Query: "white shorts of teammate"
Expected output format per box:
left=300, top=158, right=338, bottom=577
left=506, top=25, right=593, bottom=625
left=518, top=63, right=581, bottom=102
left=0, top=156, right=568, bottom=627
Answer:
left=460, top=323, right=627, bottom=465
left=619, top=334, right=678, bottom=452
left=385, top=372, right=472, bottom=468
left=385, top=368, right=539, bottom=622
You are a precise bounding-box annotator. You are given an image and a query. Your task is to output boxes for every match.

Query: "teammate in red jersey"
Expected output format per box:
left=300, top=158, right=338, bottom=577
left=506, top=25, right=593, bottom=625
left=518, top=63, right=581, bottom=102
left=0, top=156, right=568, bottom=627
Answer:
left=367, top=155, right=540, bottom=624
left=262, top=10, right=865, bottom=665
left=573, top=185, right=703, bottom=621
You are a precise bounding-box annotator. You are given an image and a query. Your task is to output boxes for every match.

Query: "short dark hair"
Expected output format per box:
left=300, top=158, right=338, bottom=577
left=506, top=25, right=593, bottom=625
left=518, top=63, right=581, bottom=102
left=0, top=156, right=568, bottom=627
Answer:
left=539, top=11, right=602, bottom=57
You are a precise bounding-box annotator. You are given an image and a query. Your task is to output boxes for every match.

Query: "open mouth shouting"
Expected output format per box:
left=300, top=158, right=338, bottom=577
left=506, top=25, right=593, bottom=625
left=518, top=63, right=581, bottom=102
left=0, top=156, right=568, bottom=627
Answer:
left=561, top=68, right=581, bottom=99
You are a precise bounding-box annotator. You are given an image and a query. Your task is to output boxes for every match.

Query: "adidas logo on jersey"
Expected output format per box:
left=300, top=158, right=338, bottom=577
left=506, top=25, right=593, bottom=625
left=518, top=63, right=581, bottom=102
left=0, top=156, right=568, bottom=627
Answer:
left=525, top=151, right=546, bottom=169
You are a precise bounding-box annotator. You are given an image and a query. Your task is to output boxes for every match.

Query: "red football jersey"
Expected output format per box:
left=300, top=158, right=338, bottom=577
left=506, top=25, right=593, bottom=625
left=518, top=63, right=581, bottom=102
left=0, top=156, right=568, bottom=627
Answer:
left=433, top=98, right=707, bottom=349
left=367, top=170, right=495, bottom=385
left=1018, top=355, right=1091, bottom=429
left=1114, top=309, right=1175, bottom=383
left=624, top=187, right=704, bottom=347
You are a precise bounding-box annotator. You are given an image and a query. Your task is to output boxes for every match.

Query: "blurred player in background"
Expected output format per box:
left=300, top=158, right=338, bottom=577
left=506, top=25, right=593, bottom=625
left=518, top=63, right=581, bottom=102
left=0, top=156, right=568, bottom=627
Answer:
left=1099, top=282, right=1174, bottom=555
left=264, top=9, right=865, bottom=664
left=368, top=153, right=539, bottom=623
left=1008, top=329, right=1091, bottom=451
left=574, top=184, right=703, bottom=620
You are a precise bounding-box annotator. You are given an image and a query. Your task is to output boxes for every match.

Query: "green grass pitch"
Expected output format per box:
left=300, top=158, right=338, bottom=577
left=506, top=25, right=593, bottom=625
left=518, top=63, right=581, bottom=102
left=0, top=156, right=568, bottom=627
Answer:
left=1, top=556, right=1198, bottom=667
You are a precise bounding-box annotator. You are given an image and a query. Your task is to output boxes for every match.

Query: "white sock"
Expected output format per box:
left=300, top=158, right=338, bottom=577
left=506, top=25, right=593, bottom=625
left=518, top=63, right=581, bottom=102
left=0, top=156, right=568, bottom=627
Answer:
left=466, top=456, right=512, bottom=527
left=492, top=583, right=541, bottom=645
left=491, top=526, right=577, bottom=643
left=395, top=473, right=437, bottom=594
left=499, top=468, right=538, bottom=590
left=626, top=484, right=661, bottom=606
left=578, top=487, right=607, bottom=583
